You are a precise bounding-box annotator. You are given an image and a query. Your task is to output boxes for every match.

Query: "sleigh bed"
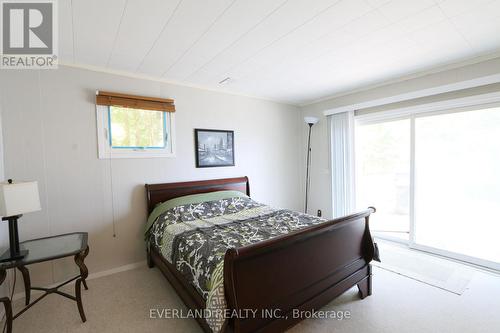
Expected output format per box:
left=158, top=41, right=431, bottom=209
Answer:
left=145, top=176, right=377, bottom=333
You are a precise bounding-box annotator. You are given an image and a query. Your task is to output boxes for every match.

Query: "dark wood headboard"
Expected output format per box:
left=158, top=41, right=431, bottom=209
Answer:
left=145, top=176, right=250, bottom=214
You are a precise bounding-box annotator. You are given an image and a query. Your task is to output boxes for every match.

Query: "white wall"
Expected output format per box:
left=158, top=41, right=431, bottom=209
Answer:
left=0, top=66, right=302, bottom=287
left=300, top=56, right=500, bottom=220
left=0, top=91, right=9, bottom=305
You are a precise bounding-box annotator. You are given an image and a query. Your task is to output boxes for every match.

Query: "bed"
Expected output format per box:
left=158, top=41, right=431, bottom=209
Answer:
left=145, top=176, right=378, bottom=333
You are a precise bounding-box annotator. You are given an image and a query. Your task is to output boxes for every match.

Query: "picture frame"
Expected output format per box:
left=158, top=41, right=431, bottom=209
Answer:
left=195, top=129, right=235, bottom=168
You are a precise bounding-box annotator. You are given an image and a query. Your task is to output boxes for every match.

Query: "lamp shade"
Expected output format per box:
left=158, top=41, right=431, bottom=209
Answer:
left=304, top=116, right=319, bottom=125
left=0, top=180, right=41, bottom=217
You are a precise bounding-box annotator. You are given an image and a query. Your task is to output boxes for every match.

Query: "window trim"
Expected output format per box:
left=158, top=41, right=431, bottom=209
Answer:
left=355, top=91, right=500, bottom=124
left=96, top=105, right=175, bottom=159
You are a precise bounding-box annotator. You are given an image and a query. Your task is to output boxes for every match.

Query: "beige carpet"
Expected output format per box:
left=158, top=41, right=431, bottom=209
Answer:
left=372, top=242, right=475, bottom=295
left=3, top=251, right=500, bottom=333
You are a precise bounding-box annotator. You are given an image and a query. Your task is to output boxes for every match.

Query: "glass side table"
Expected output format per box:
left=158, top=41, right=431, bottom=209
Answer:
left=0, top=232, right=89, bottom=333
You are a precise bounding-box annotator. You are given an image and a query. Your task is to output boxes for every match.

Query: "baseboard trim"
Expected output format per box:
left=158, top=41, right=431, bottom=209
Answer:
left=11, top=260, right=147, bottom=302
left=86, top=260, right=147, bottom=281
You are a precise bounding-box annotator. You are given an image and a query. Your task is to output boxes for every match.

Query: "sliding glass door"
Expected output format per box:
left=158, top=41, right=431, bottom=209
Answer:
left=413, top=107, right=500, bottom=266
left=355, top=119, right=411, bottom=241
left=355, top=105, right=500, bottom=270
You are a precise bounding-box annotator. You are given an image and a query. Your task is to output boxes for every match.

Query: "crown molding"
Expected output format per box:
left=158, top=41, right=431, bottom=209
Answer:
left=301, top=50, right=500, bottom=107
left=58, top=62, right=299, bottom=108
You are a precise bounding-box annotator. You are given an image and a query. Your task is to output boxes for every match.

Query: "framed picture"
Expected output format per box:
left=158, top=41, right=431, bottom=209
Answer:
left=195, top=129, right=235, bottom=168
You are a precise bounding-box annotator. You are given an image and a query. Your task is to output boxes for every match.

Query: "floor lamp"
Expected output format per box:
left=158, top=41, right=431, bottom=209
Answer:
left=304, top=116, right=319, bottom=214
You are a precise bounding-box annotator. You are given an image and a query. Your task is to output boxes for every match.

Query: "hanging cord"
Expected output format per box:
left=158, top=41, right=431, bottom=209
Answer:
left=96, top=101, right=117, bottom=238
left=104, top=103, right=117, bottom=238
left=1, top=269, right=16, bottom=333
left=109, top=143, right=117, bottom=238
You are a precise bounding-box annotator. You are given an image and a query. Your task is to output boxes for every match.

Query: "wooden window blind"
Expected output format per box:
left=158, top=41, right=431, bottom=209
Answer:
left=96, top=91, right=175, bottom=112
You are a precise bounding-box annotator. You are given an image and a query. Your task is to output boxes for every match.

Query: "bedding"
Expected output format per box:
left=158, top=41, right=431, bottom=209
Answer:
left=146, top=193, right=326, bottom=332
left=145, top=190, right=250, bottom=234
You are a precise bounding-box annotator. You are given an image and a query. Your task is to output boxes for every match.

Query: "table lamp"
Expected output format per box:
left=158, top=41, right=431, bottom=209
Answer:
left=0, top=179, right=41, bottom=262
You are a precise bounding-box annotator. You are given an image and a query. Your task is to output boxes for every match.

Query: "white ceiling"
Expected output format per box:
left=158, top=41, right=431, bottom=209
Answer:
left=60, top=0, right=500, bottom=105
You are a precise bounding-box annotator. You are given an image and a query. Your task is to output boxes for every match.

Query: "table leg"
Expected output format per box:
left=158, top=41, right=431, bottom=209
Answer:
left=0, top=269, right=12, bottom=333
left=17, top=266, right=31, bottom=305
left=75, top=246, right=89, bottom=290
left=74, top=246, right=89, bottom=322
left=75, top=278, right=86, bottom=322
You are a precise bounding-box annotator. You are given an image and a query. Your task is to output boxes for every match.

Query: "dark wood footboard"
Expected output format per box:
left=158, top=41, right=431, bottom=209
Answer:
left=223, top=208, right=376, bottom=333
left=145, top=177, right=376, bottom=333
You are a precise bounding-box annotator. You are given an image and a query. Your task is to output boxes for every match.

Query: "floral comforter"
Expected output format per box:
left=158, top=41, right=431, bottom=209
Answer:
left=147, top=196, right=325, bottom=332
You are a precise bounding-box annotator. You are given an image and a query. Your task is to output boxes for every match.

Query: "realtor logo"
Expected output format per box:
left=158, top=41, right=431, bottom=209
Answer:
left=1, top=0, right=58, bottom=69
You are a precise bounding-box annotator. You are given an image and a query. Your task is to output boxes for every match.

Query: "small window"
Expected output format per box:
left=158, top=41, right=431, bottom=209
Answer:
left=96, top=105, right=175, bottom=159
left=108, top=106, right=167, bottom=149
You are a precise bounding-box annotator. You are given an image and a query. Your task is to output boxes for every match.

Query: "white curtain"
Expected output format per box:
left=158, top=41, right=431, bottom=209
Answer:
left=329, top=111, right=355, bottom=217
